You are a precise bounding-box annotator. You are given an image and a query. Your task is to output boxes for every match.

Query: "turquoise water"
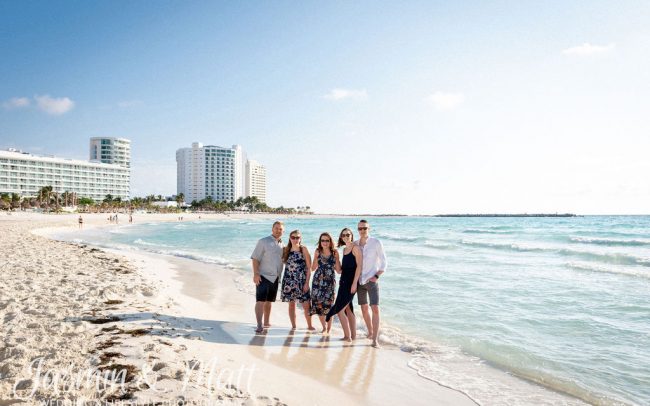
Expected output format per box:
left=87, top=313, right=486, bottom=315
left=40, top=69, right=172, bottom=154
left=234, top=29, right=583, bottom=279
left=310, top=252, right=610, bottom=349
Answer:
left=68, top=216, right=650, bottom=405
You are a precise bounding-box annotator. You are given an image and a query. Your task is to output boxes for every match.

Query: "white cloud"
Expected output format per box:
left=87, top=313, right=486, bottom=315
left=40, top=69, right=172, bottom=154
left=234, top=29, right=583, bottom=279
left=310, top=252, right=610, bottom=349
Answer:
left=2, top=97, right=30, bottom=109
left=562, top=43, right=615, bottom=56
left=428, top=91, right=465, bottom=111
left=324, top=88, right=368, bottom=101
left=34, top=94, right=75, bottom=115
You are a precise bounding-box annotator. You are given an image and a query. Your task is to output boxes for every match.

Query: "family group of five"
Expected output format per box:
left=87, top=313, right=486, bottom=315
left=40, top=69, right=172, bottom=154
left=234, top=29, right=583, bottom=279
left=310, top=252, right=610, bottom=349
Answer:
left=251, top=219, right=387, bottom=348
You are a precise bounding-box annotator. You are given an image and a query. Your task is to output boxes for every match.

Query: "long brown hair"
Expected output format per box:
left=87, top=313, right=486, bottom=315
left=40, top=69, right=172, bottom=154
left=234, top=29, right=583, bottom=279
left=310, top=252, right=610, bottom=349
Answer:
left=337, top=228, right=354, bottom=248
left=316, top=232, right=335, bottom=254
left=282, top=229, right=304, bottom=263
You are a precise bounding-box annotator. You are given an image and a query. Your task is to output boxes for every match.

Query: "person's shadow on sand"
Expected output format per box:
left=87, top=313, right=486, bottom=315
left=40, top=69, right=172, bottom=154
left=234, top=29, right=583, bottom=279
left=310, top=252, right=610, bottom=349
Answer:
left=78, top=311, right=377, bottom=395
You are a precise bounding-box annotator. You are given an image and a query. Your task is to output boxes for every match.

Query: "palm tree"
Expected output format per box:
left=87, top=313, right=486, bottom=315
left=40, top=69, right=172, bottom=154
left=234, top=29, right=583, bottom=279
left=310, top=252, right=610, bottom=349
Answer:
left=176, top=193, right=185, bottom=207
left=38, top=186, right=53, bottom=205
left=10, top=193, right=21, bottom=210
left=245, top=196, right=259, bottom=212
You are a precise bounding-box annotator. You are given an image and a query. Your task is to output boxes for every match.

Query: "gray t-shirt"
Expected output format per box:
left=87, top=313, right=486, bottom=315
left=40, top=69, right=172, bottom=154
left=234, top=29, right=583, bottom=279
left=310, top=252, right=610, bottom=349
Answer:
left=251, top=235, right=284, bottom=283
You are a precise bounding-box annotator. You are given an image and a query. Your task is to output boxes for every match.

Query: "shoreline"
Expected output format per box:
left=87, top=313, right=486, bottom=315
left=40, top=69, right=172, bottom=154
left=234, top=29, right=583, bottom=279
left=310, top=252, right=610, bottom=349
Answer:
left=1, top=212, right=478, bottom=405
left=39, top=212, right=592, bottom=405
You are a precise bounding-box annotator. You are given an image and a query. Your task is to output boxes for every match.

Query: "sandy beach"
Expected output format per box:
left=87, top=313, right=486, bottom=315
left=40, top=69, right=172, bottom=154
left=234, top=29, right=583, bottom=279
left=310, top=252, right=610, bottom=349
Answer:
left=0, top=212, right=477, bottom=405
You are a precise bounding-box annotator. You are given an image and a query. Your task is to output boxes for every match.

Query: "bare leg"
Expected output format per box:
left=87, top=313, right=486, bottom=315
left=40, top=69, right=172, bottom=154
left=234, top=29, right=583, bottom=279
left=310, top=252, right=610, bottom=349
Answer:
left=326, top=318, right=332, bottom=334
left=255, top=302, right=264, bottom=332
left=337, top=310, right=351, bottom=341
left=302, top=302, right=314, bottom=330
left=317, top=315, right=327, bottom=333
left=288, top=302, right=296, bottom=329
left=345, top=305, right=357, bottom=340
left=371, top=305, right=381, bottom=347
left=263, top=302, right=272, bottom=327
left=360, top=304, right=372, bottom=338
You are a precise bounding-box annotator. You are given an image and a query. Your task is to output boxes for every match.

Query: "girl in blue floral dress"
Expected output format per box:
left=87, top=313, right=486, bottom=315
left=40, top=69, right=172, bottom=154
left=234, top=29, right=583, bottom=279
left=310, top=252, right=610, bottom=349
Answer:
left=281, top=230, right=314, bottom=330
left=310, top=232, right=341, bottom=333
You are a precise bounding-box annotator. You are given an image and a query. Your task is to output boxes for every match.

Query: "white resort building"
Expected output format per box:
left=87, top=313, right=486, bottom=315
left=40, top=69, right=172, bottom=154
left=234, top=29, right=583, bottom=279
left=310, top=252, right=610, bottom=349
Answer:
left=245, top=159, right=267, bottom=203
left=90, top=137, right=131, bottom=169
left=176, top=142, right=266, bottom=204
left=0, top=143, right=131, bottom=201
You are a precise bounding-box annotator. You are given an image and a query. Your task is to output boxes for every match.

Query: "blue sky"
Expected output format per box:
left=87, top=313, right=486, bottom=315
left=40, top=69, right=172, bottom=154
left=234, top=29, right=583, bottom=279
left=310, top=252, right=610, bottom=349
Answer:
left=2, top=1, right=650, bottom=214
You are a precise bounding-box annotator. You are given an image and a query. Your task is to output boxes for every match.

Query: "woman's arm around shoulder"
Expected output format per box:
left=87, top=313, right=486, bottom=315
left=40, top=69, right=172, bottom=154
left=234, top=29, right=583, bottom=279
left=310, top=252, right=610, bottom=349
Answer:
left=302, top=245, right=312, bottom=270
left=334, top=249, right=342, bottom=274
left=311, top=249, right=320, bottom=271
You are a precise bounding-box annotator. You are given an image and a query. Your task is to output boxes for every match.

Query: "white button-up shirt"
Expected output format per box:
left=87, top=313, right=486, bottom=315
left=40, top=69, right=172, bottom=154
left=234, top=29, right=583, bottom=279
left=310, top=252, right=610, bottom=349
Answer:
left=355, top=237, right=387, bottom=285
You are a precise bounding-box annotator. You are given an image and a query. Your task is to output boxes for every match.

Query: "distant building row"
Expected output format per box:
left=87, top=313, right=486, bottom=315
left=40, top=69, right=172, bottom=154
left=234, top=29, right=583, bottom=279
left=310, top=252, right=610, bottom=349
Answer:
left=0, top=138, right=267, bottom=204
left=176, top=142, right=266, bottom=203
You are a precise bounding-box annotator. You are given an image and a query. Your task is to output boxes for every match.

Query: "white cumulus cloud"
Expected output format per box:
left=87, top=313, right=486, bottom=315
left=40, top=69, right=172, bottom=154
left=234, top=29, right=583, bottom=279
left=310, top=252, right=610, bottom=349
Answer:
left=2, top=97, right=30, bottom=109
left=324, top=88, right=368, bottom=101
left=34, top=94, right=75, bottom=115
left=428, top=91, right=465, bottom=111
left=562, top=43, right=615, bottom=56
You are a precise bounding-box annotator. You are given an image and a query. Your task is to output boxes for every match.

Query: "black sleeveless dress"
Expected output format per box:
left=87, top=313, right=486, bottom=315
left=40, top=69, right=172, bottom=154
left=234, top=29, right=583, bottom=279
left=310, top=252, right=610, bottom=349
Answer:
left=326, top=249, right=357, bottom=321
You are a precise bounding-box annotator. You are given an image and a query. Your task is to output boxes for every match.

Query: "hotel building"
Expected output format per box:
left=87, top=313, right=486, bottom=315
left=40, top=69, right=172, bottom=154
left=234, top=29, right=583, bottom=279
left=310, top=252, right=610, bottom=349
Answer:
left=176, top=142, right=266, bottom=204
left=245, top=160, right=267, bottom=203
left=89, top=137, right=131, bottom=169
left=0, top=146, right=130, bottom=201
left=176, top=142, right=246, bottom=203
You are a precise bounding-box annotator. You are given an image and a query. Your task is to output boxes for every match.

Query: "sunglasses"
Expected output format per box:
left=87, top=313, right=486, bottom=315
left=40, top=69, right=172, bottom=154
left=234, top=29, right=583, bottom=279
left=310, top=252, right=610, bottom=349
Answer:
left=341, top=233, right=351, bottom=237
left=358, top=227, right=368, bottom=231
left=320, top=239, right=331, bottom=243
left=290, top=236, right=301, bottom=240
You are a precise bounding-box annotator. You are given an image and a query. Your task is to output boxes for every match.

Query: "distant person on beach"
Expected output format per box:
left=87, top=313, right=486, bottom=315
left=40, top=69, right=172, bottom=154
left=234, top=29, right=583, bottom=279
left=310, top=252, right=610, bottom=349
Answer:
left=251, top=221, right=285, bottom=333
left=129, top=214, right=133, bottom=223
left=280, top=229, right=314, bottom=330
left=326, top=228, right=362, bottom=341
left=355, top=219, right=387, bottom=348
left=310, top=232, right=340, bottom=334
left=78, top=215, right=83, bottom=229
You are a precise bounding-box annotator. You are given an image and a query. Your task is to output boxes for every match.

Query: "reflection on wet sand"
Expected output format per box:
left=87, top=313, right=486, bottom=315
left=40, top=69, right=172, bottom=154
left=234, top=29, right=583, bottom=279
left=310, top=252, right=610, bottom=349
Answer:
left=242, top=326, right=376, bottom=396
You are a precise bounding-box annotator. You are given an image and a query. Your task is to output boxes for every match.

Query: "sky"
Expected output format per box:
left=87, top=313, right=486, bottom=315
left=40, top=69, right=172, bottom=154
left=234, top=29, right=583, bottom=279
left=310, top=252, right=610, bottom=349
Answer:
left=1, top=0, right=650, bottom=214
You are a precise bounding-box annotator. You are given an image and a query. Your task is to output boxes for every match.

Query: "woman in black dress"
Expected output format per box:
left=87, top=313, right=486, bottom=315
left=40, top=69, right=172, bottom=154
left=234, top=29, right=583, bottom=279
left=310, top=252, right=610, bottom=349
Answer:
left=326, top=228, right=362, bottom=341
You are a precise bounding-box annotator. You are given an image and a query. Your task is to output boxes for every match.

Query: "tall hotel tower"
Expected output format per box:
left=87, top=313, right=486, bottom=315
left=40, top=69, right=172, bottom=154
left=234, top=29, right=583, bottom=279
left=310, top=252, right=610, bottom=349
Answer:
left=245, top=160, right=267, bottom=203
left=176, top=142, right=246, bottom=203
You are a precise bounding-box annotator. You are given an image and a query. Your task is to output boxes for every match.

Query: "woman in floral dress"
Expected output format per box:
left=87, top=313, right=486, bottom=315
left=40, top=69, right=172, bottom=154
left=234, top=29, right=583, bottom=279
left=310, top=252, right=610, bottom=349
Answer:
left=281, top=229, right=314, bottom=330
left=310, top=232, right=341, bottom=333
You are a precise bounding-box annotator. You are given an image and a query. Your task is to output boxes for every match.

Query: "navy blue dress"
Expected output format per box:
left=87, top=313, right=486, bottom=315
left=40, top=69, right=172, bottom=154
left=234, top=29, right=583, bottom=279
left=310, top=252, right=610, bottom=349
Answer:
left=326, top=249, right=356, bottom=321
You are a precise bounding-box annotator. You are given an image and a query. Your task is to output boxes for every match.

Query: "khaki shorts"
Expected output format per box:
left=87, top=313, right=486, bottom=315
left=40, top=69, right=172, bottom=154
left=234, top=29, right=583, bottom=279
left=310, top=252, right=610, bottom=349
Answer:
left=357, top=281, right=380, bottom=306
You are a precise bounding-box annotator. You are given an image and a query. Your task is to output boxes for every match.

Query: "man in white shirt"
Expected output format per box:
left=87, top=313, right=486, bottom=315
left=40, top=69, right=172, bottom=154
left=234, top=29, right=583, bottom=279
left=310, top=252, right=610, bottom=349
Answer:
left=355, top=219, right=387, bottom=348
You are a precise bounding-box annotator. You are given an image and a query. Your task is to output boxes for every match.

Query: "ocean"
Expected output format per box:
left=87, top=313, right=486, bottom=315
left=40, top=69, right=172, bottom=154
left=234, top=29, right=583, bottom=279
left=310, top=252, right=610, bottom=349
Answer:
left=63, top=215, right=650, bottom=405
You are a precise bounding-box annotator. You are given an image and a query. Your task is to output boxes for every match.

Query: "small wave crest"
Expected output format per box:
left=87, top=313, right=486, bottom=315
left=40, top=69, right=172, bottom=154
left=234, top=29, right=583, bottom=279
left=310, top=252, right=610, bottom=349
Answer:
left=423, top=240, right=453, bottom=249
left=460, top=240, right=546, bottom=252
left=565, top=262, right=649, bottom=279
left=461, top=240, right=650, bottom=268
left=375, top=232, right=421, bottom=242
left=462, top=228, right=513, bottom=234
left=570, top=236, right=650, bottom=247
left=133, top=238, right=172, bottom=248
